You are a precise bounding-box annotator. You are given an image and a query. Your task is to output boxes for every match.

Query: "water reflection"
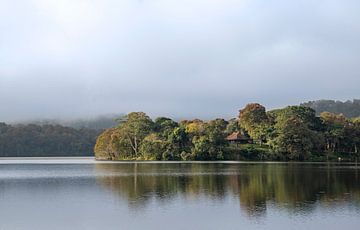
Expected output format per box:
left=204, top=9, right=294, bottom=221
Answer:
left=95, top=163, right=360, bottom=217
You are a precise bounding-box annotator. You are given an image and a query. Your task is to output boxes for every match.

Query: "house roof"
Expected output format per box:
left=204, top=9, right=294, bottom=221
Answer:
left=225, top=131, right=249, bottom=141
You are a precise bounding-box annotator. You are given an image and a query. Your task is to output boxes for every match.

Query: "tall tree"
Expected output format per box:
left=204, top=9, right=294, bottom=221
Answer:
left=320, top=112, right=346, bottom=153
left=118, top=112, right=154, bottom=157
left=239, top=103, right=270, bottom=144
left=270, top=116, right=321, bottom=160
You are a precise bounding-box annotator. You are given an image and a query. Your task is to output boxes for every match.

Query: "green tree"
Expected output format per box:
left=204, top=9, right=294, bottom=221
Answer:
left=118, top=112, right=154, bottom=157
left=270, top=117, right=320, bottom=160
left=320, top=112, right=346, bottom=153
left=168, top=127, right=188, bottom=152
left=190, top=119, right=228, bottom=160
left=273, top=106, right=324, bottom=131
left=239, top=103, right=270, bottom=144
left=154, top=117, right=178, bottom=139
left=268, top=106, right=325, bottom=160
left=139, top=133, right=168, bottom=160
left=94, top=128, right=116, bottom=160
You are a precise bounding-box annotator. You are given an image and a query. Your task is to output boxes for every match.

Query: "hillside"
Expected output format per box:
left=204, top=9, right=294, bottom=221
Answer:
left=301, top=99, right=360, bottom=118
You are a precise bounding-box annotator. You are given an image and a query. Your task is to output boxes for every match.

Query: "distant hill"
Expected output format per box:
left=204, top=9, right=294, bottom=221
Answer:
left=301, top=99, right=360, bottom=118
left=61, top=114, right=123, bottom=130
left=0, top=114, right=124, bottom=157
left=0, top=122, right=101, bottom=157
left=16, top=114, right=123, bottom=130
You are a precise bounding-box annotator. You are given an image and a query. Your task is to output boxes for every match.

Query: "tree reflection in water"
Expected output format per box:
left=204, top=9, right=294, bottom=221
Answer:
left=95, top=163, right=360, bottom=217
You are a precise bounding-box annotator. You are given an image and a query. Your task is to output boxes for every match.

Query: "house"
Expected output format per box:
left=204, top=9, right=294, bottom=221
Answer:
left=226, top=131, right=252, bottom=145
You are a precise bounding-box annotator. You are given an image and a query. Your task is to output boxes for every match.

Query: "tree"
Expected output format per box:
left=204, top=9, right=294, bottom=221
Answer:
left=183, top=119, right=205, bottom=136
left=189, top=119, right=228, bottom=160
left=154, top=117, right=178, bottom=139
left=270, top=117, right=320, bottom=160
left=239, top=103, right=270, bottom=144
left=351, top=118, right=360, bottom=156
left=117, top=112, right=154, bottom=157
left=94, top=128, right=117, bottom=160
left=320, top=112, right=346, bottom=153
left=139, top=133, right=168, bottom=160
left=268, top=106, right=325, bottom=160
left=225, top=118, right=240, bottom=134
left=0, top=123, right=99, bottom=157
left=273, top=106, right=324, bottom=131
left=168, top=127, right=188, bottom=152
left=301, top=99, right=360, bottom=118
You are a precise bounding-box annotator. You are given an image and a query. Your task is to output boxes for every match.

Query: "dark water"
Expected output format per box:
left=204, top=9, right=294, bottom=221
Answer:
left=0, top=161, right=360, bottom=230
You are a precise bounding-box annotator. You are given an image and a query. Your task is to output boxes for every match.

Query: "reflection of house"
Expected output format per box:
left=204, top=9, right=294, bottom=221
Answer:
left=226, top=131, right=252, bottom=144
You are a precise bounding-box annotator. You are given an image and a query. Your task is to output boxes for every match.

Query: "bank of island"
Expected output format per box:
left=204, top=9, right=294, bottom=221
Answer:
left=95, top=103, right=360, bottom=161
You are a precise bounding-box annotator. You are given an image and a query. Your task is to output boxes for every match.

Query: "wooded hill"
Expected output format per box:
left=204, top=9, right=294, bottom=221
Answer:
left=0, top=123, right=101, bottom=157
left=301, top=99, right=360, bottom=118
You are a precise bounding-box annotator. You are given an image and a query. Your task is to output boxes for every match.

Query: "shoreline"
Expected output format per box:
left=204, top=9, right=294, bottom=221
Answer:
left=0, top=157, right=357, bottom=164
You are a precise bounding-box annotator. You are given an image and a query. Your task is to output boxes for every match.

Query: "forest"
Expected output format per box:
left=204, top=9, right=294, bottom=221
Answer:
left=1, top=100, right=359, bottom=160
left=302, top=99, right=360, bottom=117
left=0, top=115, right=122, bottom=157
left=17, top=114, right=121, bottom=130
left=0, top=123, right=100, bottom=157
left=95, top=103, right=360, bottom=161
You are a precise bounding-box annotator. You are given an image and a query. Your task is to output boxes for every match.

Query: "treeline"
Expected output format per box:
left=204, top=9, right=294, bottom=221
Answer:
left=95, top=104, right=360, bottom=161
left=0, top=123, right=100, bottom=157
left=17, top=114, right=121, bottom=130
left=301, top=99, right=360, bottom=118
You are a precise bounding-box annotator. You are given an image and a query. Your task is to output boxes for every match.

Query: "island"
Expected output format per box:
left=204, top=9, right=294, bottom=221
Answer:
left=95, top=103, right=360, bottom=161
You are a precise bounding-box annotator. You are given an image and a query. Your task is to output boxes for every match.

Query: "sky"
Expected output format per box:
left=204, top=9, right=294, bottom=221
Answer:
left=0, top=0, right=360, bottom=122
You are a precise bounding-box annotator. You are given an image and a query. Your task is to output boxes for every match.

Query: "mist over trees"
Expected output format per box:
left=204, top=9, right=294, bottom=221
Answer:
left=13, top=114, right=122, bottom=130
left=301, top=99, right=360, bottom=118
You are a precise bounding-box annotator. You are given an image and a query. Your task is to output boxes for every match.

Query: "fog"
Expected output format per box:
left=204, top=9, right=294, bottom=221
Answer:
left=1, top=0, right=360, bottom=122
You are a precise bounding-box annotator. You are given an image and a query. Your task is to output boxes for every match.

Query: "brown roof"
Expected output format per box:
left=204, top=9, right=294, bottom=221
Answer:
left=226, top=132, right=249, bottom=141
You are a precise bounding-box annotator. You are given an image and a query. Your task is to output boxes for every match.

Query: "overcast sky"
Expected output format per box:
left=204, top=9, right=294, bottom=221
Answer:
left=1, top=0, right=359, bottom=122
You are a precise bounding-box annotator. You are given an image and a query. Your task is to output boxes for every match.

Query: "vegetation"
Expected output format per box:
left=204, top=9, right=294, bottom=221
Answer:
left=17, top=114, right=121, bottom=130
left=301, top=99, right=360, bottom=118
left=95, top=103, right=360, bottom=161
left=2, top=101, right=359, bottom=160
left=95, top=112, right=230, bottom=161
left=0, top=123, right=100, bottom=157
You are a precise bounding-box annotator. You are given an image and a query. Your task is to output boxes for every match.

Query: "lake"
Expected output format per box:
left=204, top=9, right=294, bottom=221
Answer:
left=0, top=158, right=359, bottom=230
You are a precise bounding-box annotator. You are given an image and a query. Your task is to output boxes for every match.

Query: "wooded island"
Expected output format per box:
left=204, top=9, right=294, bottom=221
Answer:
left=95, top=103, right=360, bottom=161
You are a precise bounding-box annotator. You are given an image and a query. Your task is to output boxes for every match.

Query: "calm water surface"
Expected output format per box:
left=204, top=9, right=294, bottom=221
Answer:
left=0, top=159, right=359, bottom=230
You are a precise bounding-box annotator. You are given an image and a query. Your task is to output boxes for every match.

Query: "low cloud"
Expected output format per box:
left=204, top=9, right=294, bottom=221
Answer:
left=1, top=0, right=359, bottom=121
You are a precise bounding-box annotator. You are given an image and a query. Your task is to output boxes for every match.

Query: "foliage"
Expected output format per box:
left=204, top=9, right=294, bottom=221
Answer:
left=225, top=118, right=240, bottom=134
left=270, top=117, right=321, bottom=160
left=266, top=106, right=325, bottom=160
left=94, top=103, right=360, bottom=161
left=239, top=103, right=270, bottom=143
left=117, top=112, right=154, bottom=157
left=16, top=114, right=122, bottom=130
left=0, top=123, right=99, bottom=157
left=5, top=101, right=359, bottom=161
left=140, top=133, right=169, bottom=160
left=95, top=113, right=229, bottom=160
left=301, top=99, right=360, bottom=118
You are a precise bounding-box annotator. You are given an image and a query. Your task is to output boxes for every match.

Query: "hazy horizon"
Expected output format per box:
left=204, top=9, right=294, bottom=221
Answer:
left=1, top=0, right=360, bottom=122
left=3, top=98, right=360, bottom=124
